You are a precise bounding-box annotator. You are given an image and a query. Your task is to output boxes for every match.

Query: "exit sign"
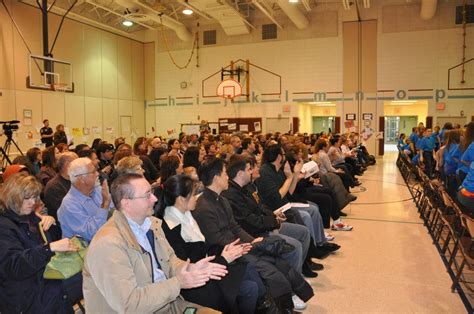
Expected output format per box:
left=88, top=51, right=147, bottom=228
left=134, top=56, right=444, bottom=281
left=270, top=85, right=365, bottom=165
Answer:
left=436, top=103, right=445, bottom=110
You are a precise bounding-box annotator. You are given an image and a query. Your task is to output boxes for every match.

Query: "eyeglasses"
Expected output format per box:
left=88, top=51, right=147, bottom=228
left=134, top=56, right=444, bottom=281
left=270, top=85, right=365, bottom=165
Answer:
left=128, top=189, right=155, bottom=200
left=74, top=170, right=98, bottom=177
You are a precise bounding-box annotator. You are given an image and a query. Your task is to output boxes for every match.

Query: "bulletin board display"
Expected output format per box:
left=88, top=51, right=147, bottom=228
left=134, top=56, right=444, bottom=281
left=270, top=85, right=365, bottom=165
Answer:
left=218, top=118, right=263, bottom=133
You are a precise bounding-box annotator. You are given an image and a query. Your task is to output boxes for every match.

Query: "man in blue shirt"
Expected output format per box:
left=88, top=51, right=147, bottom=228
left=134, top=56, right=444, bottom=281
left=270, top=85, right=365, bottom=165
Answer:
left=58, top=158, right=113, bottom=242
left=419, top=129, right=435, bottom=179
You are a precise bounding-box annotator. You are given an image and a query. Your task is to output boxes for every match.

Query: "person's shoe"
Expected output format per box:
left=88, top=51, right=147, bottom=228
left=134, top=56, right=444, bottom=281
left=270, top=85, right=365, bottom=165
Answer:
left=348, top=194, right=358, bottom=202
left=318, top=242, right=341, bottom=253
left=309, top=261, right=324, bottom=271
left=339, top=211, right=348, bottom=217
left=331, top=222, right=353, bottom=231
left=292, top=295, right=307, bottom=311
left=325, top=232, right=335, bottom=241
left=311, top=247, right=330, bottom=259
left=302, top=262, right=318, bottom=278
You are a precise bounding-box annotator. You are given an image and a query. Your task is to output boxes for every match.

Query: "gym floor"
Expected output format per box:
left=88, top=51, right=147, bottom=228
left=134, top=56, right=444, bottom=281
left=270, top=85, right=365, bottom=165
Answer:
left=305, top=152, right=466, bottom=313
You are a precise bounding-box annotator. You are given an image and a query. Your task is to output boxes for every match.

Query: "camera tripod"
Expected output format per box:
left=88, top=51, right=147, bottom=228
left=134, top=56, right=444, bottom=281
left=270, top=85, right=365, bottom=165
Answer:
left=1, top=132, right=23, bottom=171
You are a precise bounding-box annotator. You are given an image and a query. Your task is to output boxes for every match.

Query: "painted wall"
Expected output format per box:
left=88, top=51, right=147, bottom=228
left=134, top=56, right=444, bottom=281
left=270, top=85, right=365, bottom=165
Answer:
left=0, top=0, right=147, bottom=154
left=147, top=1, right=474, bottom=155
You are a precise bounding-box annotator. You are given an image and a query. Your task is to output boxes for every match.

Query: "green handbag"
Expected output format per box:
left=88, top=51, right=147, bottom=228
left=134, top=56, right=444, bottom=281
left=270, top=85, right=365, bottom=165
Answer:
left=39, top=223, right=88, bottom=280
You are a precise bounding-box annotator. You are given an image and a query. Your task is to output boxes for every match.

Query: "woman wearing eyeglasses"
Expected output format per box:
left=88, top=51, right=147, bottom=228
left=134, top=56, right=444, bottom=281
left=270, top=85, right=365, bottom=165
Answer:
left=160, top=175, right=275, bottom=313
left=0, top=173, right=81, bottom=313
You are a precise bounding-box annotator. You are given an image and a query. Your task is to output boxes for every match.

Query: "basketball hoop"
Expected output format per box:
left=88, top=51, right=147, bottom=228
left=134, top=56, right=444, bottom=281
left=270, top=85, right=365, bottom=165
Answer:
left=217, top=79, right=242, bottom=100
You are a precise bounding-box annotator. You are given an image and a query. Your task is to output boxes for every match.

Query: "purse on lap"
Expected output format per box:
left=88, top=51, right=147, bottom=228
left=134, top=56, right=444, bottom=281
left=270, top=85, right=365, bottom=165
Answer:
left=39, top=223, right=88, bottom=280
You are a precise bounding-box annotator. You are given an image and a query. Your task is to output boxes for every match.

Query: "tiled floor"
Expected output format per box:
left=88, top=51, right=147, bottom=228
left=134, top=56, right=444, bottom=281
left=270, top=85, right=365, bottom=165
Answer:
left=305, top=152, right=466, bottom=313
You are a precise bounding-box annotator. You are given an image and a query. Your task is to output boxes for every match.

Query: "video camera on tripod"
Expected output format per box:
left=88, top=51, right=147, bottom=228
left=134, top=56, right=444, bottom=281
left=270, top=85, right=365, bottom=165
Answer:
left=0, top=120, right=23, bottom=171
left=1, top=120, right=20, bottom=138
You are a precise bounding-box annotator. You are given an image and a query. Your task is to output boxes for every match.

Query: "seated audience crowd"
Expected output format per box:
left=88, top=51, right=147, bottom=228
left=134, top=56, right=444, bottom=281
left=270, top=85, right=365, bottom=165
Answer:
left=0, top=128, right=373, bottom=313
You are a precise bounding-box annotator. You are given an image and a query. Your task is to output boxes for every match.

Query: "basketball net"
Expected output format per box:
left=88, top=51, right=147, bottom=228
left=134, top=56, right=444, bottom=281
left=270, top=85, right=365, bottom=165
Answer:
left=50, top=83, right=68, bottom=92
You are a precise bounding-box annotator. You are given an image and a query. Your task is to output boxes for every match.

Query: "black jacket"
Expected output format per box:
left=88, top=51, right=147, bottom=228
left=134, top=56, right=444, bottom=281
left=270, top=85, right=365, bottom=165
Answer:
left=161, top=221, right=246, bottom=313
left=43, top=174, right=71, bottom=221
left=193, top=188, right=254, bottom=246
left=221, top=180, right=279, bottom=238
left=53, top=131, right=67, bottom=146
left=0, top=209, right=63, bottom=313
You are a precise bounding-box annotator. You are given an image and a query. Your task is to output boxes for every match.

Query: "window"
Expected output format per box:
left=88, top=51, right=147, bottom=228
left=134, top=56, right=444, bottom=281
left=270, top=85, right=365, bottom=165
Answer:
left=262, top=24, right=277, bottom=40
left=203, top=30, right=217, bottom=45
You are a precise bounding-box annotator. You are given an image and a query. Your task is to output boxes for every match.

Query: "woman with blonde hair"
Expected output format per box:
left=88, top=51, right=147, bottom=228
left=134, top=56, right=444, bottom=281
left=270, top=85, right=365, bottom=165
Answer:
left=0, top=173, right=81, bottom=313
left=115, top=156, right=145, bottom=176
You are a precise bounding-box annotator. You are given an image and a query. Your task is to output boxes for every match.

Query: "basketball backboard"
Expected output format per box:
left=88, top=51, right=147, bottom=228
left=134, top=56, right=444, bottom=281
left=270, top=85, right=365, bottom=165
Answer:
left=27, top=54, right=74, bottom=92
left=217, top=79, right=242, bottom=99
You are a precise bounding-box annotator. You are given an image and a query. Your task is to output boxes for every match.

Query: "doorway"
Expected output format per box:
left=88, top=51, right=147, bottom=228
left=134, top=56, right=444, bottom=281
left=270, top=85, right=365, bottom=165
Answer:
left=384, top=116, right=418, bottom=144
left=312, top=116, right=335, bottom=134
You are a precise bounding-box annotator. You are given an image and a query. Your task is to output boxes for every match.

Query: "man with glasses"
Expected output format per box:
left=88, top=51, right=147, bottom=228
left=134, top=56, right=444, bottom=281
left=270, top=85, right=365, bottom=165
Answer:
left=83, top=173, right=224, bottom=313
left=58, top=157, right=113, bottom=242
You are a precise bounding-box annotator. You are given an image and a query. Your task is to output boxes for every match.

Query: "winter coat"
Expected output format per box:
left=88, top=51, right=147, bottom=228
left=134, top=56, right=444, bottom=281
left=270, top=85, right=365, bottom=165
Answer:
left=0, top=209, right=64, bottom=313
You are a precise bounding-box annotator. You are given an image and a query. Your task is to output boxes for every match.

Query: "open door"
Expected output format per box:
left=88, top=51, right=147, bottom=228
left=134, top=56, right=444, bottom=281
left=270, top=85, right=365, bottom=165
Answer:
left=378, top=116, right=384, bottom=156
left=335, top=116, right=341, bottom=133
left=426, top=116, right=433, bottom=129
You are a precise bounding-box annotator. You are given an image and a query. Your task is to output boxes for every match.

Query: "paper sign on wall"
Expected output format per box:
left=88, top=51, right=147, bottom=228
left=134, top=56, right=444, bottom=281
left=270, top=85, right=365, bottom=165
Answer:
left=254, top=122, right=261, bottom=132
left=240, top=124, right=248, bottom=132
left=228, top=123, right=237, bottom=131
left=105, top=127, right=114, bottom=134
left=72, top=128, right=83, bottom=137
left=220, top=120, right=228, bottom=127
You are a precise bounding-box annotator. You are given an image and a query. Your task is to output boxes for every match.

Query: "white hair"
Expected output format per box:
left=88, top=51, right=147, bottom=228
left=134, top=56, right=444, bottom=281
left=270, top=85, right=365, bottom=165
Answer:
left=68, top=157, right=93, bottom=184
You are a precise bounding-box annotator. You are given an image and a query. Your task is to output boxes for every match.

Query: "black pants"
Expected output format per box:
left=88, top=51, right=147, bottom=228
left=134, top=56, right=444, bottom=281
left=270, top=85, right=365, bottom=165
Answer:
left=334, top=164, right=357, bottom=188
left=422, top=151, right=434, bottom=179
left=304, top=187, right=340, bottom=228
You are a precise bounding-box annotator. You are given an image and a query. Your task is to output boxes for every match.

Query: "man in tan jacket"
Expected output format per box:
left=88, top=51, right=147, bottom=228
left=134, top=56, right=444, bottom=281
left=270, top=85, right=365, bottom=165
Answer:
left=83, top=173, right=227, bottom=313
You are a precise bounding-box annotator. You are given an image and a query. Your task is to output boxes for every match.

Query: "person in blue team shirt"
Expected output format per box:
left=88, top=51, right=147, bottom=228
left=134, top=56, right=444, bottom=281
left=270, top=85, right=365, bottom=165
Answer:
left=439, top=122, right=453, bottom=146
left=419, top=128, right=435, bottom=178
left=458, top=161, right=474, bottom=212
left=457, top=122, right=474, bottom=186
left=433, top=125, right=441, bottom=151
left=401, top=139, right=413, bottom=158
left=442, top=130, right=462, bottom=197
left=409, top=127, right=419, bottom=150
left=411, top=127, right=425, bottom=166
left=397, top=134, right=406, bottom=151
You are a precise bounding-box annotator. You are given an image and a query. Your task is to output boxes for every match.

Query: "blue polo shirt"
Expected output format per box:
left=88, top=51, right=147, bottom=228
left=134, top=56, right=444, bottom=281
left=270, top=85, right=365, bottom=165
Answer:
left=401, top=143, right=411, bottom=152
left=424, top=135, right=435, bottom=151
left=461, top=161, right=474, bottom=193
left=415, top=137, right=424, bottom=150
left=439, top=129, right=446, bottom=144
left=459, top=142, right=474, bottom=175
left=397, top=138, right=405, bottom=150
left=409, top=133, right=418, bottom=147
left=444, top=143, right=462, bottom=175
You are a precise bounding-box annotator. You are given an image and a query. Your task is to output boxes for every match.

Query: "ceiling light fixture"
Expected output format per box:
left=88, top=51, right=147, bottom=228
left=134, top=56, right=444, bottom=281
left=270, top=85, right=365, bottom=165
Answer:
left=309, top=101, right=336, bottom=107
left=289, top=0, right=299, bottom=3
left=122, top=20, right=133, bottom=27
left=182, top=8, right=193, bottom=15
left=389, top=100, right=415, bottom=106
left=183, top=0, right=193, bottom=15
